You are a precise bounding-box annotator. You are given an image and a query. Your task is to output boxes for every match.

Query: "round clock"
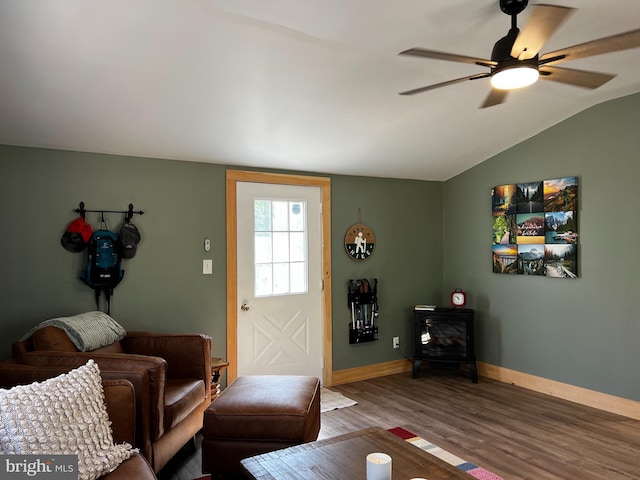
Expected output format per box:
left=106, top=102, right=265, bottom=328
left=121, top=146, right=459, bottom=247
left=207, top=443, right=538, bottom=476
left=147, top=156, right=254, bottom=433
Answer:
left=450, top=288, right=467, bottom=308
left=344, top=223, right=376, bottom=261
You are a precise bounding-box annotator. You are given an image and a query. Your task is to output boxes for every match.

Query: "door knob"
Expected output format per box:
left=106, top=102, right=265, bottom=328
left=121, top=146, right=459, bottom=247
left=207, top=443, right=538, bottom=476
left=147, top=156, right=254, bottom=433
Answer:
left=241, top=303, right=250, bottom=312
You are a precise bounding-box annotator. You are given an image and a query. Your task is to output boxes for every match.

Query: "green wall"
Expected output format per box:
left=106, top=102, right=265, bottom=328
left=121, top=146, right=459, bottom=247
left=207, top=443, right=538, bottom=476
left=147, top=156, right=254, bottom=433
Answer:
left=443, top=93, right=640, bottom=401
left=331, top=175, right=442, bottom=369
left=0, top=148, right=442, bottom=371
left=0, top=151, right=229, bottom=357
left=2, top=93, right=638, bottom=402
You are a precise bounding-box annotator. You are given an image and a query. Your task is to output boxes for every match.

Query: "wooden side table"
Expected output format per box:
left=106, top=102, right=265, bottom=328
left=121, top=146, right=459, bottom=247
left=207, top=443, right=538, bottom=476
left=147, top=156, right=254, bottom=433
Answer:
left=211, top=357, right=229, bottom=399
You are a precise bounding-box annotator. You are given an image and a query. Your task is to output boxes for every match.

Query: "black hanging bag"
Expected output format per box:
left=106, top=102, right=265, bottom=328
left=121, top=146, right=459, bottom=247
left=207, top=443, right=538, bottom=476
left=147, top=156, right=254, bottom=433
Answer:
left=81, top=228, right=124, bottom=314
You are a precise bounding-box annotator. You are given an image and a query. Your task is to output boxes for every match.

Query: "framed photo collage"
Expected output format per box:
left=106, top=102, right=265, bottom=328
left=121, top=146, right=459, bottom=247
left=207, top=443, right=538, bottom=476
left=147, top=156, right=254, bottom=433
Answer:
left=492, top=177, right=578, bottom=278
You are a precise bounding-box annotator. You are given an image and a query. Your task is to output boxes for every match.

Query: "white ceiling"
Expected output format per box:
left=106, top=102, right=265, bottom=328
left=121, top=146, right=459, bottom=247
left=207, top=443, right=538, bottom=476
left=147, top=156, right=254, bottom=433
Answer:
left=0, top=1, right=638, bottom=181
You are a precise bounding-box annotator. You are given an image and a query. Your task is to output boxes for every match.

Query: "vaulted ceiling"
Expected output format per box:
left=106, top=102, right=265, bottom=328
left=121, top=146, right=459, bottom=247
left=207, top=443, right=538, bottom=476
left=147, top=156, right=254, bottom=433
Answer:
left=1, top=1, right=638, bottom=180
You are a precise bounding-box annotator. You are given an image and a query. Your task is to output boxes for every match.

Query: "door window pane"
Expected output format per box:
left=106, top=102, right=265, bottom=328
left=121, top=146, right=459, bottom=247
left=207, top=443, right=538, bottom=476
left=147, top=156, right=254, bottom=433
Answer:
left=290, top=232, right=305, bottom=262
left=273, top=232, right=289, bottom=263
left=254, top=199, right=308, bottom=297
left=255, top=232, right=272, bottom=263
left=273, top=263, right=290, bottom=294
left=290, top=203, right=304, bottom=231
left=254, top=200, right=271, bottom=231
left=272, top=201, right=289, bottom=231
left=255, top=263, right=272, bottom=296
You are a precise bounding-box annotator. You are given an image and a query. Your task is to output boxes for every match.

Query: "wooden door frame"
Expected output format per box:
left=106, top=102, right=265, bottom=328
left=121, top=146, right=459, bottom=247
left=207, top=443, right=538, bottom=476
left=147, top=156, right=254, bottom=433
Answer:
left=226, top=169, right=333, bottom=386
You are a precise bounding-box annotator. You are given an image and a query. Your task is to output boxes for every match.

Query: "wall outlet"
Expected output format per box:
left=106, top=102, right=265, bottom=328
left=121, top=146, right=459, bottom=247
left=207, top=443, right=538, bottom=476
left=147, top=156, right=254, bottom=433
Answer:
left=393, top=336, right=400, bottom=349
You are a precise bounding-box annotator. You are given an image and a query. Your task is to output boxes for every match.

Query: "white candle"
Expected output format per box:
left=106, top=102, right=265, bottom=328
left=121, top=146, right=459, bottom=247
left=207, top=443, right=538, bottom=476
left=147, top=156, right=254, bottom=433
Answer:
left=366, top=452, right=392, bottom=480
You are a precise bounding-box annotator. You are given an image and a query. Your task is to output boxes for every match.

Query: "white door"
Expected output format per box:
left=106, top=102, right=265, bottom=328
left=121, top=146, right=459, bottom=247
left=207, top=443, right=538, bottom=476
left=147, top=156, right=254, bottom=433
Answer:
left=236, top=182, right=323, bottom=379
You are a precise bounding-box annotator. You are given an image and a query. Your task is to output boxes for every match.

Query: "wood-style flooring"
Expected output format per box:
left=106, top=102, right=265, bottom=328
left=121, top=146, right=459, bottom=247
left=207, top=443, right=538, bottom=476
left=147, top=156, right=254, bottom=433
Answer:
left=158, top=369, right=640, bottom=480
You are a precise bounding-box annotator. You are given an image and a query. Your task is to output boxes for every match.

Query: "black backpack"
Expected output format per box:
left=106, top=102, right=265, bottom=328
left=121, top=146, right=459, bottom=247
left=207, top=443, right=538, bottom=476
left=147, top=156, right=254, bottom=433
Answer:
left=81, top=229, right=125, bottom=314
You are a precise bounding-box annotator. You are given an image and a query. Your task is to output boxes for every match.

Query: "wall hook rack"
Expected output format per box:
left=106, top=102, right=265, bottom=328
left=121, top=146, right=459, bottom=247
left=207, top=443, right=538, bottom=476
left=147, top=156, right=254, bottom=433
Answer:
left=74, top=201, right=144, bottom=222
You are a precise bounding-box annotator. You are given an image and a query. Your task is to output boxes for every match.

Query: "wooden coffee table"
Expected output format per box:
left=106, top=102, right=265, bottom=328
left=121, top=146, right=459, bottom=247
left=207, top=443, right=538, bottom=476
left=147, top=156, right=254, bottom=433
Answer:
left=241, top=426, right=470, bottom=479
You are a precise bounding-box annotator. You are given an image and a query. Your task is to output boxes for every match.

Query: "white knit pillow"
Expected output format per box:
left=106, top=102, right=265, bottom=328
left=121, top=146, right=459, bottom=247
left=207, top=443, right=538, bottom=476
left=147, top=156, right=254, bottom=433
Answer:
left=0, top=360, right=134, bottom=480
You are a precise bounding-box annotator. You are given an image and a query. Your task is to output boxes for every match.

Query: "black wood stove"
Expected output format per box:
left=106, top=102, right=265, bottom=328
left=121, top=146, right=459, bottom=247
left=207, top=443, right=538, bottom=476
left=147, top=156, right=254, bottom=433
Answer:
left=412, top=307, right=477, bottom=383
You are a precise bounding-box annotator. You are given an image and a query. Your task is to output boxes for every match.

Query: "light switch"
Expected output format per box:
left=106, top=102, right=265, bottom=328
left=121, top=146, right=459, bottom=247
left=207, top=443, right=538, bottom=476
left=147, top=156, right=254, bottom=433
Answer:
left=203, top=259, right=213, bottom=275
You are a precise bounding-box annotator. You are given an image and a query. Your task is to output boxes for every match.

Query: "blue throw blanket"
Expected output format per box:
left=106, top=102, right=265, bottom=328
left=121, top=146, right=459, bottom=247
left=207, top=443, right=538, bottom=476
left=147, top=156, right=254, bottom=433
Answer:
left=21, top=311, right=127, bottom=352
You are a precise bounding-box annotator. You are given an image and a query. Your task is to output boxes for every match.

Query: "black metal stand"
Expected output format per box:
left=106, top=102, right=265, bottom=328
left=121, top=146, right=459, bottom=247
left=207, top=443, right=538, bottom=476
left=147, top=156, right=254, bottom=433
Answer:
left=348, top=278, right=379, bottom=344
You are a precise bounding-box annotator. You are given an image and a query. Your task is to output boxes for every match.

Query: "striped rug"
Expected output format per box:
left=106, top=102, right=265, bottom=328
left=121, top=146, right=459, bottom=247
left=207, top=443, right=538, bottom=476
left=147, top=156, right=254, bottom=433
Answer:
left=388, top=427, right=503, bottom=480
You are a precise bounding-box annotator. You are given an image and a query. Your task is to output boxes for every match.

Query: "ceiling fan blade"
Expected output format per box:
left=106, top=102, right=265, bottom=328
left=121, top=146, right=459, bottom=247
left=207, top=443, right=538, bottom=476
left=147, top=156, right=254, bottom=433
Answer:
left=480, top=89, right=508, bottom=109
left=539, top=66, right=617, bottom=89
left=512, top=5, right=575, bottom=60
left=399, top=48, right=495, bottom=67
left=540, top=28, right=640, bottom=65
left=399, top=74, right=490, bottom=96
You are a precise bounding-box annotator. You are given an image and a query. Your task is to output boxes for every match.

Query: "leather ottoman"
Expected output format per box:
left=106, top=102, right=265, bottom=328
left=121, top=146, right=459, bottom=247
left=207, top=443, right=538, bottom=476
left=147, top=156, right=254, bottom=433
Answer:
left=201, top=375, right=321, bottom=476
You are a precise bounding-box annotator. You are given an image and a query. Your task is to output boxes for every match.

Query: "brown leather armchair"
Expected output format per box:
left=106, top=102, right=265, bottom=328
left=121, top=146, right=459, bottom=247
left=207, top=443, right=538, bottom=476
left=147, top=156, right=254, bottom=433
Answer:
left=0, top=362, right=157, bottom=480
left=1, top=326, right=212, bottom=473
left=102, top=378, right=157, bottom=479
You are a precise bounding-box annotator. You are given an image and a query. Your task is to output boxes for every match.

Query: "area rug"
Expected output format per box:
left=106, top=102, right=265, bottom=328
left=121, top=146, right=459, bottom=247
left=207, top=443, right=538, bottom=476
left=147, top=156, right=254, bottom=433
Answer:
left=389, top=427, right=503, bottom=480
left=320, top=387, right=358, bottom=412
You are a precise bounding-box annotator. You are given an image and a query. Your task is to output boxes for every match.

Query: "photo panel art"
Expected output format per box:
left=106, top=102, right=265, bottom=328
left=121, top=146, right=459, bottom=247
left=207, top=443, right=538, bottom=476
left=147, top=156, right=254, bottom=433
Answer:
left=492, top=176, right=578, bottom=278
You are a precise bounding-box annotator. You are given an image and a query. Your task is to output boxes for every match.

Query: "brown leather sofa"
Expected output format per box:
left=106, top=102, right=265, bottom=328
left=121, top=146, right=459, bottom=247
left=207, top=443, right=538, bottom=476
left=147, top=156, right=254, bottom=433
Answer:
left=1, top=326, right=212, bottom=473
left=0, top=362, right=156, bottom=480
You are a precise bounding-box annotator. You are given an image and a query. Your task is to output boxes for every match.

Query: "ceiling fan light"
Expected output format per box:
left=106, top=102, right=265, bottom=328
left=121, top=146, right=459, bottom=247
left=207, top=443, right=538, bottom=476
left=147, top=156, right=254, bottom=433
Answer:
left=491, top=66, right=539, bottom=90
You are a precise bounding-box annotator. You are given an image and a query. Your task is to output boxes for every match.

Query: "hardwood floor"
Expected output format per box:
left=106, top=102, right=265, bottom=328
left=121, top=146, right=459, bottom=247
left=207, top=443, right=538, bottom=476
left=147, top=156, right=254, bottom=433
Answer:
left=158, top=369, right=640, bottom=480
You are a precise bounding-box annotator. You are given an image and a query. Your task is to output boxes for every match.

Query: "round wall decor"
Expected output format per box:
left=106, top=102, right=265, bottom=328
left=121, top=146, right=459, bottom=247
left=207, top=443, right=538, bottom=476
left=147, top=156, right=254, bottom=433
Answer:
left=344, top=223, right=376, bottom=261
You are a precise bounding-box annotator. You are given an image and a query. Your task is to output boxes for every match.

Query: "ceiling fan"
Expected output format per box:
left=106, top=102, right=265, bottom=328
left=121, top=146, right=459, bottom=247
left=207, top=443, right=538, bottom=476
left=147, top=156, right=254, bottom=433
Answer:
left=398, top=0, right=640, bottom=108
